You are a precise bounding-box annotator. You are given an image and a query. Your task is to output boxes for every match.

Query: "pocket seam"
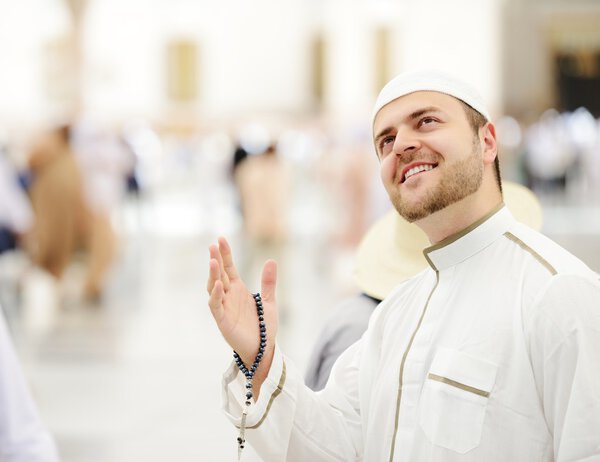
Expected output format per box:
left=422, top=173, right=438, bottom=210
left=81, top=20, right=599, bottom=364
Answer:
left=427, top=372, right=490, bottom=398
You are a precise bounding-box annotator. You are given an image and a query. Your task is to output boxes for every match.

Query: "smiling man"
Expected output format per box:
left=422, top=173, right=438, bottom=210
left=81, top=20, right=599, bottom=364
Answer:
left=208, top=70, right=600, bottom=461
left=373, top=76, right=501, bottom=240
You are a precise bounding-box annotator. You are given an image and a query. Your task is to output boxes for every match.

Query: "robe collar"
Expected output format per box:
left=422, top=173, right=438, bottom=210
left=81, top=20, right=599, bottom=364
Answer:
left=423, top=203, right=514, bottom=272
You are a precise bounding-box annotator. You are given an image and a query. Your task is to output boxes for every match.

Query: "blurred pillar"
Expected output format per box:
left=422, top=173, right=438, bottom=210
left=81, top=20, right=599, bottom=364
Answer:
left=62, top=0, right=89, bottom=115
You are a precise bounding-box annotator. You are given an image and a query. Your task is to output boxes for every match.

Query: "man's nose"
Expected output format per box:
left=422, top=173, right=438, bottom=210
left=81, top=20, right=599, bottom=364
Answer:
left=392, top=128, right=421, bottom=156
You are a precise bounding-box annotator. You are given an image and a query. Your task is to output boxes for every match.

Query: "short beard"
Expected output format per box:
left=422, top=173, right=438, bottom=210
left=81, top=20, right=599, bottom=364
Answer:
left=392, top=142, right=483, bottom=223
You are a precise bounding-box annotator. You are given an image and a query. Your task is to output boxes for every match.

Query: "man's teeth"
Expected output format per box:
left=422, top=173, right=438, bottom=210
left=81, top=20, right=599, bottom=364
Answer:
left=404, top=164, right=433, bottom=181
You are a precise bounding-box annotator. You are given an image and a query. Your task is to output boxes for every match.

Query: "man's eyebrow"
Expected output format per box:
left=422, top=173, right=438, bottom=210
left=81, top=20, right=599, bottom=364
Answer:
left=407, top=106, right=443, bottom=121
left=374, top=127, right=394, bottom=145
left=374, top=106, right=444, bottom=144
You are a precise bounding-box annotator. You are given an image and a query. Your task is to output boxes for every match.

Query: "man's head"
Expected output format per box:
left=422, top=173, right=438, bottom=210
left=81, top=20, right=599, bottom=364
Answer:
left=371, top=70, right=501, bottom=224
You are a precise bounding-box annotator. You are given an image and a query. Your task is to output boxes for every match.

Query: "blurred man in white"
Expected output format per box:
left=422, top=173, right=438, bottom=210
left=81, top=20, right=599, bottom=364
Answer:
left=0, top=306, right=60, bottom=461
left=71, top=120, right=132, bottom=301
left=207, top=70, right=600, bottom=461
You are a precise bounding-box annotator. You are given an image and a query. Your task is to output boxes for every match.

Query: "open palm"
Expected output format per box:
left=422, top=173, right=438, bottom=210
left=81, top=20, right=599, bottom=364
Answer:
left=207, top=237, right=278, bottom=368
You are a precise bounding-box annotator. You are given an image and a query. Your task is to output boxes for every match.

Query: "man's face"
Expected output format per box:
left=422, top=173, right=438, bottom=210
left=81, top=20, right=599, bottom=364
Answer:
left=373, top=91, right=484, bottom=222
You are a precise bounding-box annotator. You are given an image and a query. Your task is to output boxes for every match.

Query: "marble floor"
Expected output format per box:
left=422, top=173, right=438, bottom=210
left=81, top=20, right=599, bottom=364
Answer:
left=1, top=173, right=599, bottom=462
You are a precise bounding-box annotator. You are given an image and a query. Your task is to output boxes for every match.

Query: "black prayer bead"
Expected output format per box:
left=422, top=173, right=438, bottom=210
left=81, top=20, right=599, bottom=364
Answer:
left=234, top=292, right=267, bottom=453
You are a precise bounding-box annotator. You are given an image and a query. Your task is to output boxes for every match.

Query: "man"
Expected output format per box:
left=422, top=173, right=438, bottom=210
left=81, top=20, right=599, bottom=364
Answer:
left=207, top=70, right=600, bottom=461
left=234, top=143, right=289, bottom=286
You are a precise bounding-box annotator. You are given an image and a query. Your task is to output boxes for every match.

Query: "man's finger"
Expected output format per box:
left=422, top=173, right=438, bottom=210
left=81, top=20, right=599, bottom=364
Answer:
left=218, top=237, right=240, bottom=281
left=260, top=259, right=277, bottom=302
left=208, top=280, right=225, bottom=322
left=206, top=256, right=221, bottom=294
left=211, top=242, right=230, bottom=291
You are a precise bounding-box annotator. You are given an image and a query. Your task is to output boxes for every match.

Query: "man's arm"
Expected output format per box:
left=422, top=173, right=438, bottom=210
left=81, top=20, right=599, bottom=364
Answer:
left=222, top=341, right=363, bottom=461
left=208, top=237, right=364, bottom=461
left=527, top=274, right=600, bottom=461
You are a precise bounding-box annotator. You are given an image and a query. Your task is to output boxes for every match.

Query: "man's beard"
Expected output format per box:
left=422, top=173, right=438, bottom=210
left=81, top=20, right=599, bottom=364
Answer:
left=391, top=142, right=483, bottom=223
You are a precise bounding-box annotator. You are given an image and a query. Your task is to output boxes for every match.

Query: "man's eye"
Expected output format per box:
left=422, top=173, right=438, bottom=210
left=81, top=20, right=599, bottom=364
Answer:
left=418, top=117, right=436, bottom=127
left=378, top=136, right=395, bottom=157
left=382, top=136, right=395, bottom=146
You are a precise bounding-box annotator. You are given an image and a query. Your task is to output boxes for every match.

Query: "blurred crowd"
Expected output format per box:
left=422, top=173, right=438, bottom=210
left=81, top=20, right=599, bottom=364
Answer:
left=0, top=119, right=139, bottom=316
left=497, top=106, right=600, bottom=202
left=1, top=105, right=600, bottom=322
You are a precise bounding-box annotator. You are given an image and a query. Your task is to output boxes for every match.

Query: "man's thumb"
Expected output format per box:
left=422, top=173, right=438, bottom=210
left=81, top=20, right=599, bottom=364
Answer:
left=260, top=259, right=277, bottom=302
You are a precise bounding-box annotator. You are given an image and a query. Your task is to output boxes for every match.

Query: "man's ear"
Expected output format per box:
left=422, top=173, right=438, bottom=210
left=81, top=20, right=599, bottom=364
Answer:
left=481, top=122, right=498, bottom=166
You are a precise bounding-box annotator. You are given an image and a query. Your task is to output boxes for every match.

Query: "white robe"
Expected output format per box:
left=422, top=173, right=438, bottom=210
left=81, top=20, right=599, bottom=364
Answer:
left=223, top=206, right=600, bottom=461
left=0, top=308, right=59, bottom=462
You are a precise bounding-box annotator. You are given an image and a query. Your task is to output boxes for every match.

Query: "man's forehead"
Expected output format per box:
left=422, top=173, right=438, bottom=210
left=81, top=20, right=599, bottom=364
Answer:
left=373, top=91, right=463, bottom=129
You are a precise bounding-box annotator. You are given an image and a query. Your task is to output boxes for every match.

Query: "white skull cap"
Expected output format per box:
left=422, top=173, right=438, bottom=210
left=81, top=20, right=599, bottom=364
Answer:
left=372, top=69, right=491, bottom=130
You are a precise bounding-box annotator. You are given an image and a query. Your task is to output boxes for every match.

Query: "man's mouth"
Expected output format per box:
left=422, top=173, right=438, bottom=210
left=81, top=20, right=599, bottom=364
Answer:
left=401, top=163, right=437, bottom=183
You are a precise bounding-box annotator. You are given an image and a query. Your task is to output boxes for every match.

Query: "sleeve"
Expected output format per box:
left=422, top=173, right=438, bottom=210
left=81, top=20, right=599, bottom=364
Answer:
left=0, top=309, right=60, bottom=462
left=527, top=274, right=600, bottom=461
left=222, top=342, right=363, bottom=461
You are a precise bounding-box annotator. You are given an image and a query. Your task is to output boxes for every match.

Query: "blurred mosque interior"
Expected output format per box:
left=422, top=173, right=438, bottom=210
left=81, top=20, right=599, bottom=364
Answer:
left=0, top=0, right=600, bottom=460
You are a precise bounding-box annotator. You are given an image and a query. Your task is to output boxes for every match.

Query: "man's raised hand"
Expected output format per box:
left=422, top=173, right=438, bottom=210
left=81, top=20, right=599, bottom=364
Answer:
left=207, top=237, right=278, bottom=386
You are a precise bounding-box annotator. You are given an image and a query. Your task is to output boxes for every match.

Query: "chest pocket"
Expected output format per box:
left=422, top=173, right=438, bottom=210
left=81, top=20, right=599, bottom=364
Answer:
left=418, top=347, right=497, bottom=454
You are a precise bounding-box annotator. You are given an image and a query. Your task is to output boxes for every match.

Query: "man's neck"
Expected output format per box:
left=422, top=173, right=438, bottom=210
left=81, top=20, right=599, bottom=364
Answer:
left=416, top=191, right=503, bottom=244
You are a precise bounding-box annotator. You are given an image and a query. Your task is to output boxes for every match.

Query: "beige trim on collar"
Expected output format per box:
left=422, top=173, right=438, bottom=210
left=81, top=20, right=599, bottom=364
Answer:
left=423, top=203, right=504, bottom=270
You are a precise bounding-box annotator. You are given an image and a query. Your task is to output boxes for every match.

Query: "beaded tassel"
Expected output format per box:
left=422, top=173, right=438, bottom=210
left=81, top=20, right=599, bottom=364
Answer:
left=233, top=293, right=266, bottom=460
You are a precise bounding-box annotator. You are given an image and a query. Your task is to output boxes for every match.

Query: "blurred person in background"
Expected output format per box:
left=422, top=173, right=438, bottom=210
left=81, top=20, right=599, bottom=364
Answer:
left=26, top=125, right=89, bottom=287
left=229, top=140, right=249, bottom=217
left=0, top=141, right=34, bottom=256
left=0, top=304, right=60, bottom=461
left=231, top=141, right=249, bottom=179
left=234, top=142, right=290, bottom=308
left=305, top=181, right=544, bottom=391
left=562, top=107, right=600, bottom=199
left=523, top=109, right=577, bottom=197
left=119, top=133, right=142, bottom=200
left=330, top=127, right=377, bottom=249
left=208, top=69, right=600, bottom=461
left=71, top=120, right=134, bottom=302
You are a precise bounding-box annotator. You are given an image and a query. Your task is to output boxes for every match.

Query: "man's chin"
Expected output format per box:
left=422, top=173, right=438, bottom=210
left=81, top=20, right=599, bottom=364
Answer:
left=393, top=194, right=455, bottom=223
left=393, top=203, right=433, bottom=223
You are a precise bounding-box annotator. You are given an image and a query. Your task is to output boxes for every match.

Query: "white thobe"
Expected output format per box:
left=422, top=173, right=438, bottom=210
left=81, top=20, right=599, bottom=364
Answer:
left=0, top=308, right=60, bottom=461
left=223, top=205, right=600, bottom=461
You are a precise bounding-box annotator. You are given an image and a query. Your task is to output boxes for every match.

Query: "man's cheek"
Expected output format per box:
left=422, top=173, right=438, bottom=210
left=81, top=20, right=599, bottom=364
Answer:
left=380, top=157, right=397, bottom=184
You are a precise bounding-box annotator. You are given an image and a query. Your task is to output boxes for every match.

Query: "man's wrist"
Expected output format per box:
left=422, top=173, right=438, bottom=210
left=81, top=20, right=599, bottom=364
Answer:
left=250, top=344, right=275, bottom=400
